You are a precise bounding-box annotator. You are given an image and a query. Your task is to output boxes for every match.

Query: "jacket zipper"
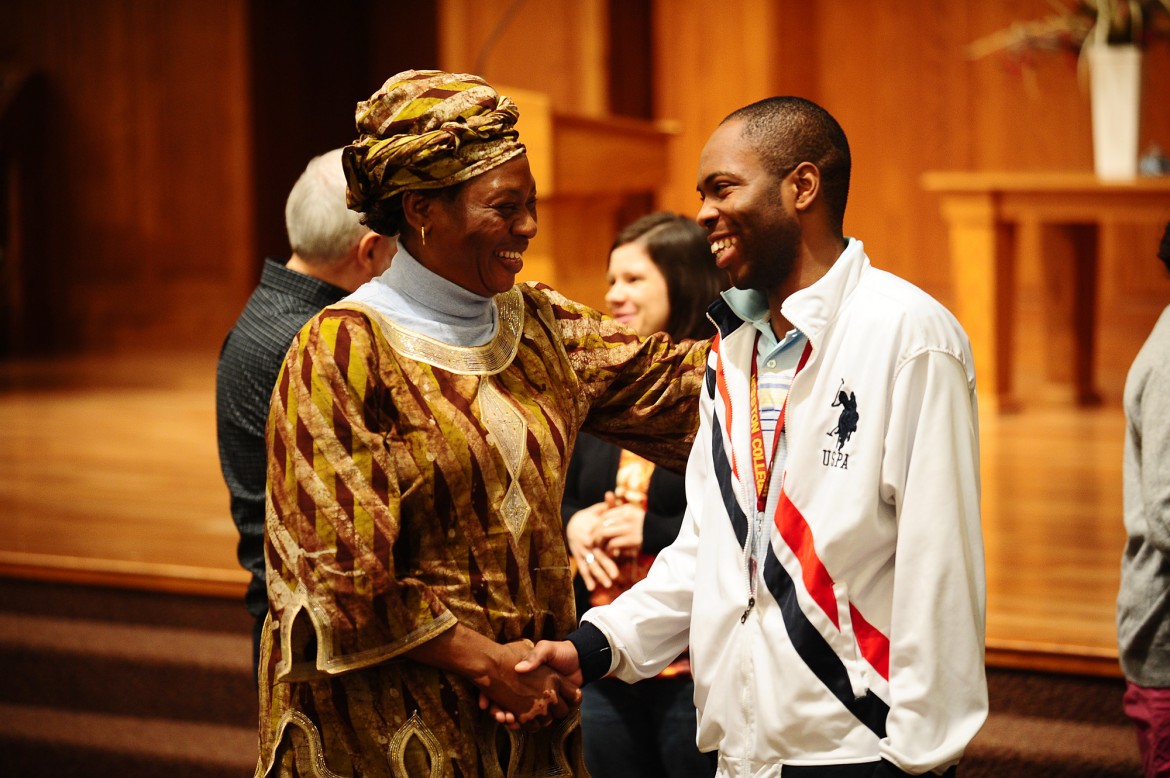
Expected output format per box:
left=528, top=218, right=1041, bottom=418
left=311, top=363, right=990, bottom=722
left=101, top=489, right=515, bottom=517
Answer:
left=739, top=352, right=807, bottom=625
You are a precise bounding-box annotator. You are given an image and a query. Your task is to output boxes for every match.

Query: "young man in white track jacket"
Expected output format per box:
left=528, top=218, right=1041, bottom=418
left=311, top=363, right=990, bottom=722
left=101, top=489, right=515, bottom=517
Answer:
left=511, top=97, right=987, bottom=777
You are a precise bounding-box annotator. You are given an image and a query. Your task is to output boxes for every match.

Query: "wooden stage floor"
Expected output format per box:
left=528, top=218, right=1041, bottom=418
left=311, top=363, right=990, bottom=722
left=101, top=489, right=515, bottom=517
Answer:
left=0, top=352, right=1128, bottom=676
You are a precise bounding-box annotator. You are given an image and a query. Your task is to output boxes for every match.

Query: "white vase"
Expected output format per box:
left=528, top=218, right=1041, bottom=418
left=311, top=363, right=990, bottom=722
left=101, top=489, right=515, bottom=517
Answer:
left=1088, top=44, right=1143, bottom=180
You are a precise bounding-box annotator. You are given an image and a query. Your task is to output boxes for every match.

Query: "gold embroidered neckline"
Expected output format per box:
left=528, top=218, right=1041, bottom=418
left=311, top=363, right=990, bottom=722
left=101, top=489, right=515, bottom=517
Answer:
left=337, top=288, right=523, bottom=375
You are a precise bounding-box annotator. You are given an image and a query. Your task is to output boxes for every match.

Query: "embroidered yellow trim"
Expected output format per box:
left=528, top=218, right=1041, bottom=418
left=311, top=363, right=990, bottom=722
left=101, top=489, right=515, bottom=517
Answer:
left=338, top=287, right=523, bottom=375
left=388, top=711, right=448, bottom=778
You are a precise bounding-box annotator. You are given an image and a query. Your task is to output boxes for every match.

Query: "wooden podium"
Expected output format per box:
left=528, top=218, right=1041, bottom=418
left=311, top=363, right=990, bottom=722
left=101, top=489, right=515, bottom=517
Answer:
left=505, top=87, right=677, bottom=309
left=923, top=171, right=1170, bottom=410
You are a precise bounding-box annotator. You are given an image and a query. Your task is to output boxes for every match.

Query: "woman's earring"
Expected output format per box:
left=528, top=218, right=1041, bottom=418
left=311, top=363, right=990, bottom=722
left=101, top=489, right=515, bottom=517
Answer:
left=421, top=225, right=427, bottom=247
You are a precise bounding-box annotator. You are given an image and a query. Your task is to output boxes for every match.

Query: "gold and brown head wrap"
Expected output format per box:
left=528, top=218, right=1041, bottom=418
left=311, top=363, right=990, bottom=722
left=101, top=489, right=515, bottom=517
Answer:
left=342, top=70, right=525, bottom=213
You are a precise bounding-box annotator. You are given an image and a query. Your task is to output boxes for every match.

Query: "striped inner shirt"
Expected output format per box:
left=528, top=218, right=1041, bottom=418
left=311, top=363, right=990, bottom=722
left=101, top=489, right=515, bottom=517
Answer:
left=752, top=329, right=807, bottom=567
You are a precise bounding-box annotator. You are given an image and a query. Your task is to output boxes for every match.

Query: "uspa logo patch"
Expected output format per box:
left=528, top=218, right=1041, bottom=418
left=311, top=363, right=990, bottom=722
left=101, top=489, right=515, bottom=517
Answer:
left=823, top=380, right=857, bottom=469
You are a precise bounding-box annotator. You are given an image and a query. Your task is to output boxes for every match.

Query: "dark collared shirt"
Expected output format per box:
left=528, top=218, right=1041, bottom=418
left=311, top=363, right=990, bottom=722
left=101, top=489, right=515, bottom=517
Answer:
left=215, top=258, right=349, bottom=617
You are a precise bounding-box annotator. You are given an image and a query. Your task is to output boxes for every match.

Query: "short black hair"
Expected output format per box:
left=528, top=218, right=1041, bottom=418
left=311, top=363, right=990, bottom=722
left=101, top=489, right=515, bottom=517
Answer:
left=722, top=96, right=851, bottom=233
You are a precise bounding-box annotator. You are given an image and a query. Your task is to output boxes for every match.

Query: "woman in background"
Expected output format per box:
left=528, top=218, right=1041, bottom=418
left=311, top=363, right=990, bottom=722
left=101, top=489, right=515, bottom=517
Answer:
left=562, top=212, right=729, bottom=778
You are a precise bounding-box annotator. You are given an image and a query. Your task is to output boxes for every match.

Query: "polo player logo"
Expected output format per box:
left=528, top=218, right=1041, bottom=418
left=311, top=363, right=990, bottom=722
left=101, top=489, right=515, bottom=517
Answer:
left=828, top=379, right=858, bottom=452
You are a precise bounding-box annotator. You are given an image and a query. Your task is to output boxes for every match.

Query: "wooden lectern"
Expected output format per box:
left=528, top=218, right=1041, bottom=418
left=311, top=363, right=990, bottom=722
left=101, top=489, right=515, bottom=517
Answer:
left=923, top=171, right=1170, bottom=411
left=504, top=87, right=677, bottom=309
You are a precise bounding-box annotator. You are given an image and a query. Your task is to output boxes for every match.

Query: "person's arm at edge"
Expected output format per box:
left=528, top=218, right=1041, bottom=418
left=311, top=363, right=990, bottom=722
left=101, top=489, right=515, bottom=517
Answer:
left=1139, top=358, right=1170, bottom=553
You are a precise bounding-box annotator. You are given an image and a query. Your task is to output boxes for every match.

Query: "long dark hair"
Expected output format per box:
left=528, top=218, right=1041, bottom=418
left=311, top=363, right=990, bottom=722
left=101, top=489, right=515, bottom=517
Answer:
left=612, top=212, right=729, bottom=341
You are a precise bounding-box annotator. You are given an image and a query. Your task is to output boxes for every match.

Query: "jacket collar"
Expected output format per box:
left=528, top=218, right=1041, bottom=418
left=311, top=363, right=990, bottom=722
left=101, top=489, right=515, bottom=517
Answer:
left=708, top=238, right=869, bottom=349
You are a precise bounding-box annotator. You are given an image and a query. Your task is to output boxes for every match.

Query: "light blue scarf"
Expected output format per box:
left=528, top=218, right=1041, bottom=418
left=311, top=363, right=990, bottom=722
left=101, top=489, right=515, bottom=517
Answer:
left=346, top=241, right=499, bottom=346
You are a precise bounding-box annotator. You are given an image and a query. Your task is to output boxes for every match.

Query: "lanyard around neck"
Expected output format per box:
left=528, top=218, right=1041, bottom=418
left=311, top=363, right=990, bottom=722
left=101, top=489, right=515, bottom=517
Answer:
left=748, top=333, right=813, bottom=513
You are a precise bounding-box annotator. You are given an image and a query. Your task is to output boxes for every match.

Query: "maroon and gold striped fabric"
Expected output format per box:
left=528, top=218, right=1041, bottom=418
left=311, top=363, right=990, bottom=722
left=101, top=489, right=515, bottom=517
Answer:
left=256, top=283, right=708, bottom=778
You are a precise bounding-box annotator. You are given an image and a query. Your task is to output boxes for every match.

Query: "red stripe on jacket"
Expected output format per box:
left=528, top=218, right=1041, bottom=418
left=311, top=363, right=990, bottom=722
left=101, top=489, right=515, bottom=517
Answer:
left=775, top=490, right=891, bottom=681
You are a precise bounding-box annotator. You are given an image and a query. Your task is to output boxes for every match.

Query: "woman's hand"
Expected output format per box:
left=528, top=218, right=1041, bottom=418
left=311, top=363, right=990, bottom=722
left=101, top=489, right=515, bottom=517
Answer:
left=566, top=494, right=619, bottom=589
left=591, top=501, right=646, bottom=555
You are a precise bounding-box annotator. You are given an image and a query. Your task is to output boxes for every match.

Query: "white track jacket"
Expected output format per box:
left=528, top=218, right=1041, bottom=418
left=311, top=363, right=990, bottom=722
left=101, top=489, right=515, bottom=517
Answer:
left=581, top=240, right=987, bottom=776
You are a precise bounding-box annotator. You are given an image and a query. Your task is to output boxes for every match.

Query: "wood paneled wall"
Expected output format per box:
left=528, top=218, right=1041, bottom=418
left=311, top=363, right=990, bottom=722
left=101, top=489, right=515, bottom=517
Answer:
left=3, top=0, right=255, bottom=354
left=439, top=0, right=608, bottom=117
left=455, top=0, right=1170, bottom=403
left=3, top=0, right=1169, bottom=401
left=1, top=0, right=435, bottom=356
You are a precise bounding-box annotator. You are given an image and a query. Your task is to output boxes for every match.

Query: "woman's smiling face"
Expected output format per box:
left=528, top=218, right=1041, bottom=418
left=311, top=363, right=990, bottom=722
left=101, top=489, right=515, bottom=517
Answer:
left=605, top=241, right=671, bottom=337
left=426, top=155, right=538, bottom=297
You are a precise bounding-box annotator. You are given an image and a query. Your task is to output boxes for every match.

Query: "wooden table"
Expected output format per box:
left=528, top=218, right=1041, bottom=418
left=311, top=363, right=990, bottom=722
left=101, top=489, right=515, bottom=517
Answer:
left=922, top=171, right=1170, bottom=410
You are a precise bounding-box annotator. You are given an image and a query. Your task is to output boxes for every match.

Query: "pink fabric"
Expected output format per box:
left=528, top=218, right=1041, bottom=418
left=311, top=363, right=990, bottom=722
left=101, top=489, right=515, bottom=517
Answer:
left=1125, top=681, right=1170, bottom=777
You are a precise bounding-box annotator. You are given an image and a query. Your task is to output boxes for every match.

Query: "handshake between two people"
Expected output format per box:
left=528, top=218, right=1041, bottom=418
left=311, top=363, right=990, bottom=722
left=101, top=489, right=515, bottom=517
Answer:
left=475, top=638, right=584, bottom=732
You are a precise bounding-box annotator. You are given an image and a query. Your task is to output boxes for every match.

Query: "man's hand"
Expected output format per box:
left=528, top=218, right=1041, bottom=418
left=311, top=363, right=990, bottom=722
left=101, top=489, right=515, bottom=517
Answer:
left=405, top=625, right=579, bottom=732
left=516, top=639, right=583, bottom=681
left=483, top=639, right=585, bottom=728
left=474, top=640, right=581, bottom=731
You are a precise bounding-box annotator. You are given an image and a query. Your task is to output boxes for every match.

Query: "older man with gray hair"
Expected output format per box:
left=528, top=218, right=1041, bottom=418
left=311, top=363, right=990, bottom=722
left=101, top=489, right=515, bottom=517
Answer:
left=216, top=147, right=395, bottom=680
